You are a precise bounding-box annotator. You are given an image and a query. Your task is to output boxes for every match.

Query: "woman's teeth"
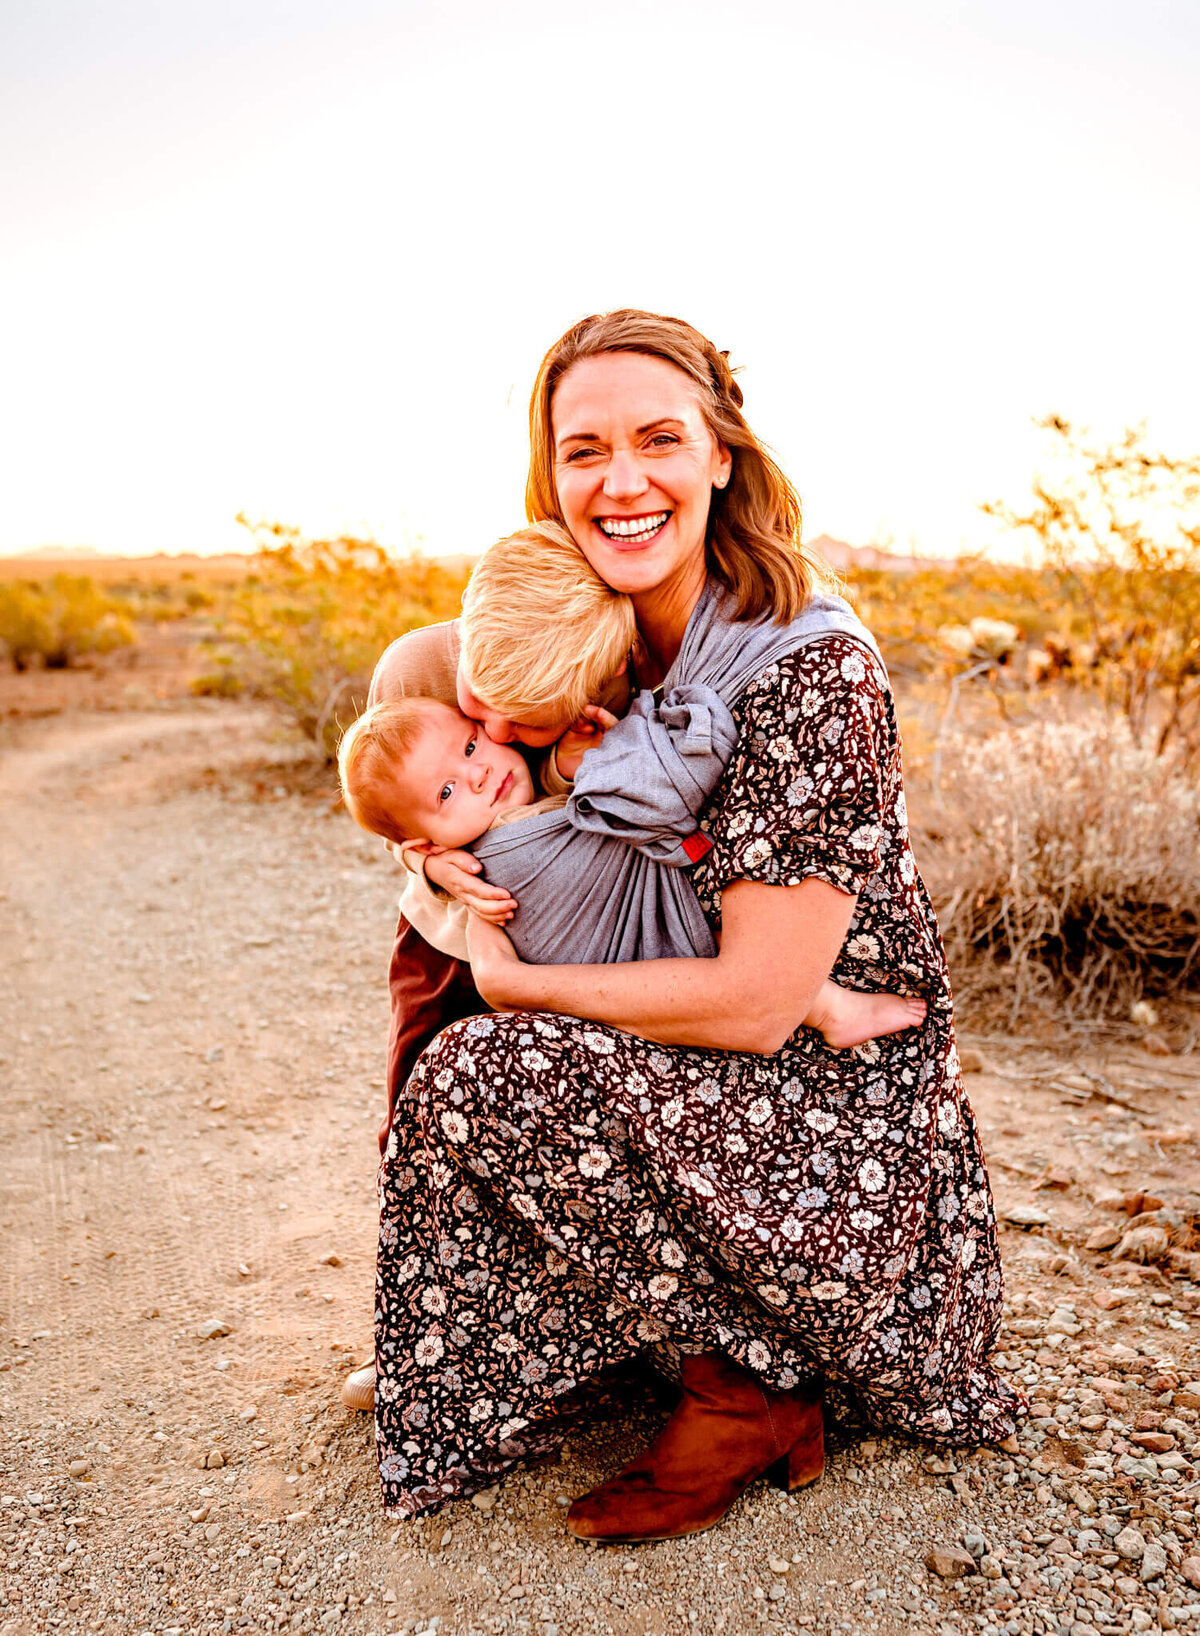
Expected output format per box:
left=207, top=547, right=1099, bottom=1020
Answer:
left=597, top=512, right=670, bottom=543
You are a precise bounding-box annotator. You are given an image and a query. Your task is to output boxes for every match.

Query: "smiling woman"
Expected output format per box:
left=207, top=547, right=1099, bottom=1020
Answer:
left=525, top=310, right=814, bottom=678
left=551, top=352, right=732, bottom=606
left=370, top=308, right=1024, bottom=1542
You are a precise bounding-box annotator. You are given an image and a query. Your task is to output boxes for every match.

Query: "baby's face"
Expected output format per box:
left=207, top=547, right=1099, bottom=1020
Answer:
left=390, top=702, right=535, bottom=849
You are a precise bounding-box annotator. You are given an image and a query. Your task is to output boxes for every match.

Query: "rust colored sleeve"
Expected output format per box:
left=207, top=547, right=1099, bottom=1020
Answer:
left=380, top=913, right=489, bottom=1154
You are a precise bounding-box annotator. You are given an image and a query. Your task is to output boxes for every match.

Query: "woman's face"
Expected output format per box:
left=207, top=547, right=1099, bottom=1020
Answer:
left=551, top=351, right=731, bottom=599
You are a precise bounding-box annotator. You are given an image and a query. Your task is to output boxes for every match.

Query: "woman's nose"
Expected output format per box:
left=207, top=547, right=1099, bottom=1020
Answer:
left=603, top=451, right=648, bottom=502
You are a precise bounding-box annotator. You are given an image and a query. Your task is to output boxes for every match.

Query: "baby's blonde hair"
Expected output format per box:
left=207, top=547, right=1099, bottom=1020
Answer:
left=460, top=520, right=635, bottom=723
left=337, top=698, right=440, bottom=845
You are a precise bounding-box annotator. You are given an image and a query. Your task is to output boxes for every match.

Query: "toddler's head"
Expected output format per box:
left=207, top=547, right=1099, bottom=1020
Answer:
left=337, top=698, right=535, bottom=849
left=457, top=520, right=636, bottom=745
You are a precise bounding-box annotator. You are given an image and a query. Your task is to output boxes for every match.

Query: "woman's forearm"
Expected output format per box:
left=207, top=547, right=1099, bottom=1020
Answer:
left=474, top=877, right=859, bottom=1055
left=508, top=949, right=774, bottom=1052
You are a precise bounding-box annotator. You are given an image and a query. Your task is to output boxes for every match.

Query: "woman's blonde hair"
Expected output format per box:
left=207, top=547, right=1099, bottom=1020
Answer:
left=337, top=698, right=438, bottom=845
left=460, top=520, right=636, bottom=722
left=525, top=309, right=827, bottom=624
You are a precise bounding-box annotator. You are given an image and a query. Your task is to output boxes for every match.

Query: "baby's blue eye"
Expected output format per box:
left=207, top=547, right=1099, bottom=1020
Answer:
left=465, top=735, right=477, bottom=757
left=438, top=783, right=453, bottom=803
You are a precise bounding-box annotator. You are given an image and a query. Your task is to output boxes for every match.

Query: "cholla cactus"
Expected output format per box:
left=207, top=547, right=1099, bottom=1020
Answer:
left=937, top=623, right=976, bottom=661
left=968, top=618, right=1020, bottom=661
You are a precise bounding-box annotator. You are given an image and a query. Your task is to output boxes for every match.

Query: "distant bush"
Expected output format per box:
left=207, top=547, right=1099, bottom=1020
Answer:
left=0, top=574, right=137, bottom=670
left=209, top=521, right=470, bottom=755
left=917, top=713, right=1200, bottom=1019
left=843, top=558, right=1053, bottom=679
left=190, top=655, right=245, bottom=699
left=111, top=584, right=202, bottom=622
left=985, top=417, right=1200, bottom=761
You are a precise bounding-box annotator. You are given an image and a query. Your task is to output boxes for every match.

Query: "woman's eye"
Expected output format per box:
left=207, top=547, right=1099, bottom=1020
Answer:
left=438, top=783, right=453, bottom=803
left=565, top=446, right=600, bottom=463
left=648, top=433, right=678, bottom=449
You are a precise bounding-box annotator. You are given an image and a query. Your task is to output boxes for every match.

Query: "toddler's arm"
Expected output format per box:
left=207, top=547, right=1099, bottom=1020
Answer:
left=550, top=706, right=619, bottom=784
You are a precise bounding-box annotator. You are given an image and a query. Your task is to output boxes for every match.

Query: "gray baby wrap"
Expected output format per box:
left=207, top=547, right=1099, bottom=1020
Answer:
left=470, top=580, right=882, bottom=965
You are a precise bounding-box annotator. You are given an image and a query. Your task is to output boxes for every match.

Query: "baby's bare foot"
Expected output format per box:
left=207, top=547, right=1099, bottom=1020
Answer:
left=811, top=987, right=927, bottom=1051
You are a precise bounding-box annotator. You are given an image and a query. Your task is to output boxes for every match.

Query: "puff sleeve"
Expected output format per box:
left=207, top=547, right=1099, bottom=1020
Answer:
left=700, top=636, right=895, bottom=898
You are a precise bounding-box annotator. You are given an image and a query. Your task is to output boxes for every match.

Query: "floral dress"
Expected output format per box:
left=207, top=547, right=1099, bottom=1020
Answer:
left=374, top=635, right=1022, bottom=1518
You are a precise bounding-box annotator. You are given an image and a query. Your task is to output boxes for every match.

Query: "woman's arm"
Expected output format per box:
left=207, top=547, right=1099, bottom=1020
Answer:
left=467, top=874, right=858, bottom=1055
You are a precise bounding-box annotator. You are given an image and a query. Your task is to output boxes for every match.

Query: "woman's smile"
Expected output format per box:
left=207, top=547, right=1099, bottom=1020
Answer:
left=594, top=510, right=673, bottom=546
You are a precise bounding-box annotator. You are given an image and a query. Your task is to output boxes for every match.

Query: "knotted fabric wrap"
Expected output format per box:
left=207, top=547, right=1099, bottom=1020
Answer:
left=565, top=683, right=739, bottom=868
left=471, top=580, right=882, bottom=966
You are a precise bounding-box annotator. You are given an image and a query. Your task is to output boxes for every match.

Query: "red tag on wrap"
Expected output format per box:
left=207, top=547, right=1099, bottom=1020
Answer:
left=681, top=831, right=714, bottom=864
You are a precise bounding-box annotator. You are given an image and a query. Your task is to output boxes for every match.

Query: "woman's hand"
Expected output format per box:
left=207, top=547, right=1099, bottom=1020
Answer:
left=418, top=845, right=518, bottom=925
left=465, top=913, right=530, bottom=1010
left=554, top=704, right=620, bottom=782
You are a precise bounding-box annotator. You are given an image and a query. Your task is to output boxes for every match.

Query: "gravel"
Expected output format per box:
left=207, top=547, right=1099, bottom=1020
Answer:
left=2, top=704, right=1199, bottom=1636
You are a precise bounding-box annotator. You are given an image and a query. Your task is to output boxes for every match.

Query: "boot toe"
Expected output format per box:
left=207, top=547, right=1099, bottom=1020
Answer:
left=566, top=1476, right=652, bottom=1542
left=566, top=1476, right=720, bottom=1544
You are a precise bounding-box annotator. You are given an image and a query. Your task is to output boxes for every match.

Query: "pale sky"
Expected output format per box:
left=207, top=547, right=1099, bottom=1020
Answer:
left=2, top=0, right=1198, bottom=559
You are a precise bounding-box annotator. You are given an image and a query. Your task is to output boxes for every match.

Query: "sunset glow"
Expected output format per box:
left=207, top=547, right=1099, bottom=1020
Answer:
left=2, top=0, right=1198, bottom=559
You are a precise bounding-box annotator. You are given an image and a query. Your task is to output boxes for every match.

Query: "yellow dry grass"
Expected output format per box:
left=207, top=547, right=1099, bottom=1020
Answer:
left=6, top=519, right=1199, bottom=1024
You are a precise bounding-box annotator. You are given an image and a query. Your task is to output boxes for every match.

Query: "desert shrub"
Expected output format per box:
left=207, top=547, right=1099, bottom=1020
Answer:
left=916, top=713, right=1200, bottom=1019
left=844, top=558, right=1053, bottom=679
left=101, top=578, right=216, bottom=623
left=214, top=521, right=469, bottom=756
left=0, top=574, right=137, bottom=670
left=985, top=417, right=1200, bottom=760
left=191, top=655, right=245, bottom=699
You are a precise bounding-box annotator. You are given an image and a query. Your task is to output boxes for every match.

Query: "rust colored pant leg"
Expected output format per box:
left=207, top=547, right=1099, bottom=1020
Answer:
left=380, top=914, right=488, bottom=1154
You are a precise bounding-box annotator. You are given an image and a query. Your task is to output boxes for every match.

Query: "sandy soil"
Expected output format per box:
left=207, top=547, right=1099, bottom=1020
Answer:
left=2, top=687, right=1199, bottom=1636
left=0, top=625, right=213, bottom=721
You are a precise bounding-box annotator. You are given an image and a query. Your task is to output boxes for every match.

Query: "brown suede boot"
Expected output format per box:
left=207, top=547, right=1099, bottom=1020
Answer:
left=566, top=1352, right=824, bottom=1544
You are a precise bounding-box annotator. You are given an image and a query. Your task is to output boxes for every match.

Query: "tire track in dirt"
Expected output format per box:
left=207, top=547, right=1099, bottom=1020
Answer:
left=1, top=707, right=391, bottom=1423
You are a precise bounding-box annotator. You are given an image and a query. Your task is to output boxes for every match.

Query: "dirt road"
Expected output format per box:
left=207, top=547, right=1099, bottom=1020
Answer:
left=2, top=702, right=1199, bottom=1636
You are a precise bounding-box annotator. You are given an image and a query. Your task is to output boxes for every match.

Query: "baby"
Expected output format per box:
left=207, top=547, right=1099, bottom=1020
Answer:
left=338, top=694, right=925, bottom=1056
left=340, top=696, right=541, bottom=854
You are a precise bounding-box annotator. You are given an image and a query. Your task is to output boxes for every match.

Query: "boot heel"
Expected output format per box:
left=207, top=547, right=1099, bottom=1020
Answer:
left=768, top=1420, right=825, bottom=1491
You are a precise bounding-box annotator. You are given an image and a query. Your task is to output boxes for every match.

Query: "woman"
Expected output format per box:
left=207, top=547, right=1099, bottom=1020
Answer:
left=374, top=309, right=1021, bottom=1540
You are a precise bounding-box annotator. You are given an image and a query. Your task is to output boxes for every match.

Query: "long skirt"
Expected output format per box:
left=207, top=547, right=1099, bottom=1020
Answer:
left=373, top=1004, right=1022, bottom=1517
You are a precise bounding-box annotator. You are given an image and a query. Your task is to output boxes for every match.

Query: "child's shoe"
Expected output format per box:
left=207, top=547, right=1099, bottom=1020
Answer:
left=340, top=1361, right=375, bottom=1412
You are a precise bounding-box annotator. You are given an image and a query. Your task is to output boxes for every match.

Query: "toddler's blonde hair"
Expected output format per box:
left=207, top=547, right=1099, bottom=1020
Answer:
left=337, top=697, right=440, bottom=845
left=460, top=520, right=636, bottom=723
